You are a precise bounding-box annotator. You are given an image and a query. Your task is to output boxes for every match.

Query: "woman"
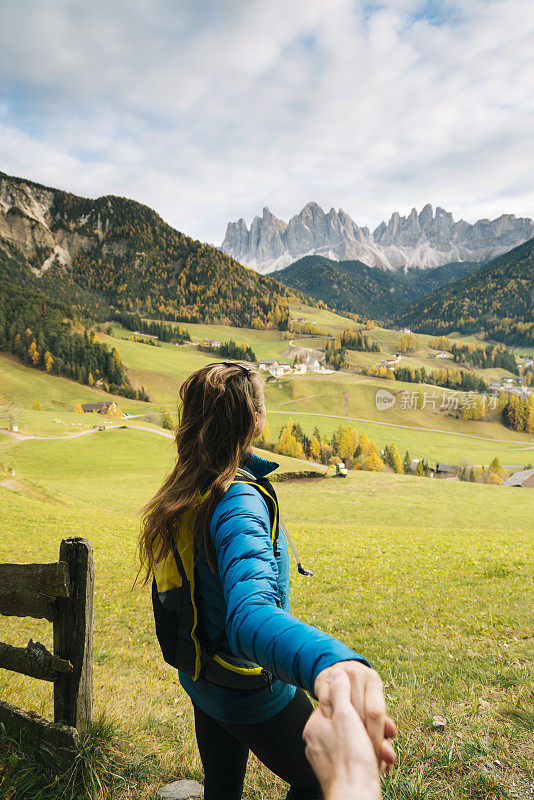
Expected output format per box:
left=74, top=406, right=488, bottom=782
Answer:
left=138, top=362, right=395, bottom=800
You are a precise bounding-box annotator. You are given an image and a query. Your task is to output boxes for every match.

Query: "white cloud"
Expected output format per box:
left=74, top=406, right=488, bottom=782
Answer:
left=0, top=0, right=532, bottom=241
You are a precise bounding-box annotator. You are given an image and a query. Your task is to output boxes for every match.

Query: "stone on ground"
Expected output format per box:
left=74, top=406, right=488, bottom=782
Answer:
left=158, top=778, right=204, bottom=799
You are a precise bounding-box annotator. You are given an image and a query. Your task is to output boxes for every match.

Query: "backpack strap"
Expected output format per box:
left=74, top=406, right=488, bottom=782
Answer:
left=233, top=469, right=280, bottom=556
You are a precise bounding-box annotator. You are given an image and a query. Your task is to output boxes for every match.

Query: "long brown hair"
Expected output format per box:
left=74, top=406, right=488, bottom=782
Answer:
left=137, top=362, right=264, bottom=584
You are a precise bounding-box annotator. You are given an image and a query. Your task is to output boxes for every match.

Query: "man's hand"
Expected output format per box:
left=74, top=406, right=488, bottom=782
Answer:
left=314, top=660, right=396, bottom=770
left=304, top=670, right=381, bottom=800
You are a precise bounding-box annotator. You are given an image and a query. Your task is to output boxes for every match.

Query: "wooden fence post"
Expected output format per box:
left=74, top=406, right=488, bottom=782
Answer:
left=53, top=538, right=94, bottom=734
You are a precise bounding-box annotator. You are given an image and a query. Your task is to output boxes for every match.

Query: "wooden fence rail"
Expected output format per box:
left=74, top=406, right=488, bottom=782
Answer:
left=0, top=537, right=94, bottom=770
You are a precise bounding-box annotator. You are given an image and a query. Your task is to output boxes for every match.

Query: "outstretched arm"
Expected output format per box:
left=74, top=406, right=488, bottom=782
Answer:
left=211, top=487, right=396, bottom=766
left=211, top=486, right=369, bottom=694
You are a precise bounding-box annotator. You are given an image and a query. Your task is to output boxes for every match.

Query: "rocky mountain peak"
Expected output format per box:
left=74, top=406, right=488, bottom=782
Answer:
left=222, top=201, right=534, bottom=274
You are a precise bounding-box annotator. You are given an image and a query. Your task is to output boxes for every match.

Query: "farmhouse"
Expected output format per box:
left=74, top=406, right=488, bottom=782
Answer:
left=293, top=363, right=307, bottom=374
left=435, top=463, right=459, bottom=477
left=503, top=468, right=534, bottom=488
left=202, top=339, right=220, bottom=348
left=305, top=357, right=331, bottom=373
left=258, top=359, right=278, bottom=371
left=429, top=351, right=450, bottom=359
left=81, top=402, right=117, bottom=415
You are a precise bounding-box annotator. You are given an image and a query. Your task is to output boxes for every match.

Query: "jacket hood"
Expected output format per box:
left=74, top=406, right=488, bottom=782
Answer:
left=242, top=451, right=279, bottom=478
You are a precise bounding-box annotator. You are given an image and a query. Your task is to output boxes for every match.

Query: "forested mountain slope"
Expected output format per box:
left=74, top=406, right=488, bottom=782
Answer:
left=399, top=238, right=534, bottom=345
left=0, top=172, right=302, bottom=328
left=275, top=255, right=480, bottom=318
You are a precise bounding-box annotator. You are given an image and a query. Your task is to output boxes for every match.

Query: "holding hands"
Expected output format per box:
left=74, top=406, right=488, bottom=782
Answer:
left=305, top=663, right=396, bottom=799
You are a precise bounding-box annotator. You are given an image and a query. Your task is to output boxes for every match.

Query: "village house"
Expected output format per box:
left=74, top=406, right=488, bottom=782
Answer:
left=202, top=339, right=220, bottom=349
left=503, top=468, right=534, bottom=488
left=81, top=401, right=118, bottom=415
left=293, top=363, right=307, bottom=374
left=429, top=351, right=450, bottom=359
left=258, top=359, right=278, bottom=371
left=435, top=463, right=459, bottom=478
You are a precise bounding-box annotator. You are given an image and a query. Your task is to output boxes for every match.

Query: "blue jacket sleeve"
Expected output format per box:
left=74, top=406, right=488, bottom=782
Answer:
left=210, top=484, right=370, bottom=696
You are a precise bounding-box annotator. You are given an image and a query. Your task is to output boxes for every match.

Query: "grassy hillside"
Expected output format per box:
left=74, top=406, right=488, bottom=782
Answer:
left=92, top=329, right=534, bottom=467
left=1, top=435, right=532, bottom=799
left=4, top=310, right=533, bottom=469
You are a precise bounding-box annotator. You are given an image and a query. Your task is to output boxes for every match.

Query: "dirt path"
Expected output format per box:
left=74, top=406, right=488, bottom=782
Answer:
left=280, top=394, right=324, bottom=406
left=1, top=424, right=174, bottom=442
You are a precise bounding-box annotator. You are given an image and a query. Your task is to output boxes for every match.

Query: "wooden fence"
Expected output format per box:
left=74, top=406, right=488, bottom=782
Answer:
left=0, top=537, right=94, bottom=770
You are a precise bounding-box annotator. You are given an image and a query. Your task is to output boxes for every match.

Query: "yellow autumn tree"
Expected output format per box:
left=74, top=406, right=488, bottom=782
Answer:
left=358, top=431, right=372, bottom=455
left=389, top=443, right=403, bottom=473
left=524, top=396, right=534, bottom=434
left=362, top=446, right=384, bottom=472
left=27, top=340, right=39, bottom=365
left=44, top=351, right=54, bottom=372
left=309, top=435, right=321, bottom=461
left=337, top=425, right=359, bottom=462
left=274, top=419, right=304, bottom=459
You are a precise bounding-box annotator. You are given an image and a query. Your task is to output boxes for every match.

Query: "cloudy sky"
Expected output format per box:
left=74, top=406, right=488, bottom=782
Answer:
left=1, top=0, right=533, bottom=242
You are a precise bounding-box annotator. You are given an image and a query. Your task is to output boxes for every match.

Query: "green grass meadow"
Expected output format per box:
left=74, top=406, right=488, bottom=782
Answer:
left=1, top=319, right=533, bottom=799
left=1, top=418, right=533, bottom=799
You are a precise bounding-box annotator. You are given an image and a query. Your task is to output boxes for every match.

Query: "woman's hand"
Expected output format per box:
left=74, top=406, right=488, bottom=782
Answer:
left=304, top=670, right=381, bottom=800
left=314, top=660, right=396, bottom=770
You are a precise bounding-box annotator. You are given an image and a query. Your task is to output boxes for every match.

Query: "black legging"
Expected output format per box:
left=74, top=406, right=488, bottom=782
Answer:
left=193, top=688, right=323, bottom=800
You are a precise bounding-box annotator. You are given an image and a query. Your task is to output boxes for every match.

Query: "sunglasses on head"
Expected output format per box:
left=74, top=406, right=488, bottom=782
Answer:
left=206, top=361, right=254, bottom=376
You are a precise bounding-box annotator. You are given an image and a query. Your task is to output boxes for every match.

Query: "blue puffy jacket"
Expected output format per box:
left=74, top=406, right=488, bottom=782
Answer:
left=178, top=452, right=370, bottom=724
